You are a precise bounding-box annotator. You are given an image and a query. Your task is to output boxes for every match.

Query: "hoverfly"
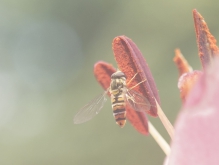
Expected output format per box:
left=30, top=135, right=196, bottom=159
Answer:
left=73, top=70, right=151, bottom=128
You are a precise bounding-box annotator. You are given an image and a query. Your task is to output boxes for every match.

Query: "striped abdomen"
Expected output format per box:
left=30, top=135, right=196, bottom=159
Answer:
left=111, top=94, right=126, bottom=128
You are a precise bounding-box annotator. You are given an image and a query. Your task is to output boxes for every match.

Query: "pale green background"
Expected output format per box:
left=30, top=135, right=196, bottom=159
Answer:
left=0, top=1, right=218, bottom=165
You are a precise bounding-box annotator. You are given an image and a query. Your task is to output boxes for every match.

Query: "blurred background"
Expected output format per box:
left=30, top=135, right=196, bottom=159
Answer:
left=0, top=1, right=218, bottom=165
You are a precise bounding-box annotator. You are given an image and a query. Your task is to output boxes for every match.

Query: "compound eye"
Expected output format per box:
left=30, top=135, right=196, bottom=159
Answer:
left=111, top=73, right=116, bottom=79
left=111, top=71, right=126, bottom=79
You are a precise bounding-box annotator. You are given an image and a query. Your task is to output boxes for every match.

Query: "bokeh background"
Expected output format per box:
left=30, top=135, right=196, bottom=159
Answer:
left=0, top=1, right=219, bottom=165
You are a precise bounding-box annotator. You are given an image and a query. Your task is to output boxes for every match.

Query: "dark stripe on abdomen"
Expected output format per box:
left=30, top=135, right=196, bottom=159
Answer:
left=115, top=117, right=126, bottom=121
left=113, top=109, right=126, bottom=113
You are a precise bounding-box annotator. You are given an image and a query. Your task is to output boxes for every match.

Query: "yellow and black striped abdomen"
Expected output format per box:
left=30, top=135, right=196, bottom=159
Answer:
left=111, top=94, right=126, bottom=128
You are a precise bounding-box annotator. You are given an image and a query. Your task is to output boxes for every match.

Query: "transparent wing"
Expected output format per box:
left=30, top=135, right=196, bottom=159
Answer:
left=73, top=90, right=108, bottom=124
left=125, top=89, right=151, bottom=112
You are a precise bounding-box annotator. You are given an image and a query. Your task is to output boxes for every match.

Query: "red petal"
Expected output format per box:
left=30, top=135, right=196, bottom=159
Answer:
left=173, top=49, right=192, bottom=76
left=193, top=9, right=219, bottom=69
left=112, top=36, right=160, bottom=116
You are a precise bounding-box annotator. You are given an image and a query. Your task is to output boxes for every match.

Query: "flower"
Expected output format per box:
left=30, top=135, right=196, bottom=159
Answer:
left=94, top=36, right=173, bottom=139
left=81, top=8, right=219, bottom=164
left=168, top=9, right=219, bottom=165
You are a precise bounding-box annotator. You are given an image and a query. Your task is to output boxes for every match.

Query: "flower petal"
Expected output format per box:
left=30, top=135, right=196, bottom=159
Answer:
left=168, top=57, right=219, bottom=165
left=112, top=36, right=159, bottom=116
left=178, top=71, right=203, bottom=102
left=94, top=61, right=115, bottom=90
left=193, top=9, right=219, bottom=69
left=173, top=49, right=193, bottom=76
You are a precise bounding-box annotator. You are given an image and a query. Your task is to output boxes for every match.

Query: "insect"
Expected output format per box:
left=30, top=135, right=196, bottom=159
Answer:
left=73, top=70, right=151, bottom=128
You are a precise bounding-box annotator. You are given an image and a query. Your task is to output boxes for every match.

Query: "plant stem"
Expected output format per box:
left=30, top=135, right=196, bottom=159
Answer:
left=148, top=121, right=171, bottom=156
left=156, top=100, right=174, bottom=139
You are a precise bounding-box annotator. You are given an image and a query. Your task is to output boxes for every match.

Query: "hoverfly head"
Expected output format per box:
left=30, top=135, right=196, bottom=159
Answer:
left=111, top=70, right=126, bottom=80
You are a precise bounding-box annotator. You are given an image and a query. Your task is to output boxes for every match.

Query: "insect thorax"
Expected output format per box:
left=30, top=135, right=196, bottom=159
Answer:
left=110, top=78, right=126, bottom=96
left=110, top=71, right=127, bottom=95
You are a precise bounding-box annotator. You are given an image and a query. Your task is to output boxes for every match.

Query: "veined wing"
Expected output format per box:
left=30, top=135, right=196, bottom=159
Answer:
left=125, top=89, right=151, bottom=112
left=74, top=90, right=108, bottom=124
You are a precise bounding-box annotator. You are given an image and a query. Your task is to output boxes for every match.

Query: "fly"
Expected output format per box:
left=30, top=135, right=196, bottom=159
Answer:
left=73, top=70, right=151, bottom=128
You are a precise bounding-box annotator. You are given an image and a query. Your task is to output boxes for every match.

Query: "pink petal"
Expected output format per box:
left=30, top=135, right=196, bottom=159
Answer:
left=168, top=57, right=219, bottom=165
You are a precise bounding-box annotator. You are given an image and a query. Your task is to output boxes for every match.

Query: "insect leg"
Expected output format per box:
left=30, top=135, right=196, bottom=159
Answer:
left=126, top=72, right=139, bottom=85
left=129, top=79, right=146, bottom=90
